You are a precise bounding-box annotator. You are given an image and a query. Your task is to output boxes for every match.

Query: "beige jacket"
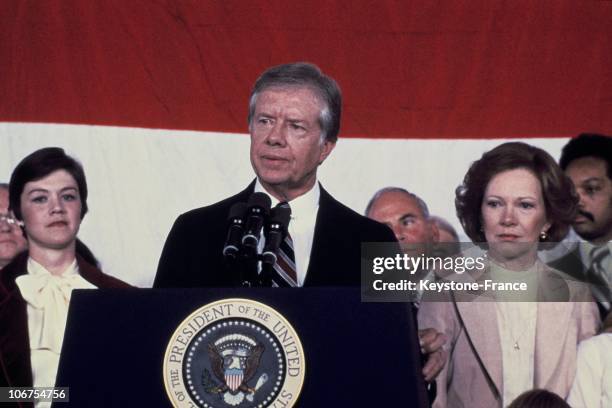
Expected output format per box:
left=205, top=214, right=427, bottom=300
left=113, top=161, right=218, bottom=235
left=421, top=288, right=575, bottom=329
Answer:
left=418, top=261, right=599, bottom=408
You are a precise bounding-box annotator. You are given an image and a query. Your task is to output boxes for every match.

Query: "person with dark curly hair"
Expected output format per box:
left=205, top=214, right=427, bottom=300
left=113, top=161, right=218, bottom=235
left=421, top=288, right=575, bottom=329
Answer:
left=0, top=148, right=131, bottom=405
left=551, top=133, right=612, bottom=324
left=419, top=142, right=599, bottom=408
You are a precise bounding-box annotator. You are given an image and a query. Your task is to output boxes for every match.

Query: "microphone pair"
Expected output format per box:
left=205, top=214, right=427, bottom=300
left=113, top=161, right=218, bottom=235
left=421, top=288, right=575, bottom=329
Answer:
left=222, top=192, right=291, bottom=266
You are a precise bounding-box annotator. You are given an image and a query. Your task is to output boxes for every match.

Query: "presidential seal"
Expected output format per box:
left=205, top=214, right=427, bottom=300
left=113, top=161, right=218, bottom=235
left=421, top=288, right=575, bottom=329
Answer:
left=163, top=299, right=305, bottom=408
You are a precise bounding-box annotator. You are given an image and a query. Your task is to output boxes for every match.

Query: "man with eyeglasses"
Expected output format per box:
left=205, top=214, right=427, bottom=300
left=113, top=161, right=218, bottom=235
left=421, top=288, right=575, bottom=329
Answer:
left=0, top=183, right=27, bottom=270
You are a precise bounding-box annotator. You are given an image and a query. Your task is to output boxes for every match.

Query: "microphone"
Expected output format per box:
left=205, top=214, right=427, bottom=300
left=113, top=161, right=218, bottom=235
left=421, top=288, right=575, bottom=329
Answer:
left=262, top=203, right=292, bottom=266
left=222, top=202, right=248, bottom=260
left=241, top=192, right=272, bottom=255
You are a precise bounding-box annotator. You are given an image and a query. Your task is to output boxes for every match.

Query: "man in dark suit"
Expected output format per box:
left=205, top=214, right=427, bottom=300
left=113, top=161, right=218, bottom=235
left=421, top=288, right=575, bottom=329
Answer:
left=154, top=63, right=397, bottom=288
left=365, top=187, right=448, bottom=396
left=154, top=180, right=393, bottom=287
left=153, top=63, right=438, bottom=406
left=550, top=133, right=612, bottom=323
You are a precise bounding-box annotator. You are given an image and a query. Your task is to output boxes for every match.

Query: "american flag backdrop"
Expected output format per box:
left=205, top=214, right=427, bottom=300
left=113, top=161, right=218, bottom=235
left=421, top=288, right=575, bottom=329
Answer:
left=1, top=1, right=611, bottom=286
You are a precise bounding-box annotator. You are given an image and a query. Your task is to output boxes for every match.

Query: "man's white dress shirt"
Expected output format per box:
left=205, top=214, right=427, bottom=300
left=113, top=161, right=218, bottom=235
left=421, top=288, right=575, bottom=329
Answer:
left=255, top=179, right=320, bottom=286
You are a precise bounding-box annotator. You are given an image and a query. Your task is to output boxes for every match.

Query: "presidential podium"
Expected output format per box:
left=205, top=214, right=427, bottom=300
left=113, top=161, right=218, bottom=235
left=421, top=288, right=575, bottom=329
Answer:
left=55, top=288, right=428, bottom=407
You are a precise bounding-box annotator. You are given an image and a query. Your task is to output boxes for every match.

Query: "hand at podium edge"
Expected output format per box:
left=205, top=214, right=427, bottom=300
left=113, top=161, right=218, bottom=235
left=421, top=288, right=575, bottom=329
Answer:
left=419, top=328, right=448, bottom=382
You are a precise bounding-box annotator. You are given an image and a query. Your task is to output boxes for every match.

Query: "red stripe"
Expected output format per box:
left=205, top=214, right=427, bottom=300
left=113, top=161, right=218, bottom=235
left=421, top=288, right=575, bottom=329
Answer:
left=274, top=256, right=298, bottom=286
left=1, top=1, right=610, bottom=139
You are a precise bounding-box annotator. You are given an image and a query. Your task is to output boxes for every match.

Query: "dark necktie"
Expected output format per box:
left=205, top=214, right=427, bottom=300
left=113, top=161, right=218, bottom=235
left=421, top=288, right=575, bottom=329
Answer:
left=271, top=203, right=298, bottom=287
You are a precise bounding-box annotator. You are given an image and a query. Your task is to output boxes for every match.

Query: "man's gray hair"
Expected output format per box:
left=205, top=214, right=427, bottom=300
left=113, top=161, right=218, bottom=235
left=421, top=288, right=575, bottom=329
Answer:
left=247, top=62, right=342, bottom=143
left=365, top=187, right=430, bottom=218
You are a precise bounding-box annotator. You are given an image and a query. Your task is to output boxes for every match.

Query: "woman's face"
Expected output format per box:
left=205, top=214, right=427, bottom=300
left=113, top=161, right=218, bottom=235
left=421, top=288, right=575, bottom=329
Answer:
left=20, top=169, right=82, bottom=251
left=481, top=168, right=550, bottom=266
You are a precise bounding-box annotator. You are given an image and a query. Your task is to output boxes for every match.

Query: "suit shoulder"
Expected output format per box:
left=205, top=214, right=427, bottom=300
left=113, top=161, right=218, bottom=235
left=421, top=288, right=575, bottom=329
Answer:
left=543, top=263, right=593, bottom=301
left=319, top=190, right=395, bottom=241
left=78, top=257, right=133, bottom=288
left=0, top=252, right=27, bottom=297
left=548, top=246, right=582, bottom=272
left=174, top=188, right=251, bottom=228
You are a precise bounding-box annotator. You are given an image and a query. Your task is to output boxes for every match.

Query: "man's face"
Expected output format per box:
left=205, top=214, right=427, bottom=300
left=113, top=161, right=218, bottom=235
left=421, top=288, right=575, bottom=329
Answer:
left=249, top=87, right=335, bottom=200
left=0, top=188, right=27, bottom=268
left=368, top=191, right=439, bottom=255
left=565, top=157, right=612, bottom=244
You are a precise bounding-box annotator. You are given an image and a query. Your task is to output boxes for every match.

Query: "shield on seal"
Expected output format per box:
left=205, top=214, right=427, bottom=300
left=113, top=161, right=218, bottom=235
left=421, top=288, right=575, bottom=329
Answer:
left=225, top=368, right=244, bottom=392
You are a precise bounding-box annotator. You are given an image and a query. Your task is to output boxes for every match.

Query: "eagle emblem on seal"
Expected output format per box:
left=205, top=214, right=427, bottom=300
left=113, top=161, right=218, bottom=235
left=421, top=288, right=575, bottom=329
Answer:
left=203, top=334, right=267, bottom=406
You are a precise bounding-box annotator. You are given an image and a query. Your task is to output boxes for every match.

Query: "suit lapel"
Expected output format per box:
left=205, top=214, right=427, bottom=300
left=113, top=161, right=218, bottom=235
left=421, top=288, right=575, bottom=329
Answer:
left=0, top=253, right=33, bottom=387
left=534, top=302, right=572, bottom=387
left=533, top=265, right=573, bottom=387
left=303, top=185, right=332, bottom=286
left=457, top=301, right=503, bottom=394
left=550, top=247, right=585, bottom=279
left=0, top=251, right=129, bottom=389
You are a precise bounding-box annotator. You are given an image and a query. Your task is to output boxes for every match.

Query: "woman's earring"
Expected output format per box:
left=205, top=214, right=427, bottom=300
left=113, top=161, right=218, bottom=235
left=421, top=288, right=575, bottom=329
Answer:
left=540, top=231, right=548, bottom=241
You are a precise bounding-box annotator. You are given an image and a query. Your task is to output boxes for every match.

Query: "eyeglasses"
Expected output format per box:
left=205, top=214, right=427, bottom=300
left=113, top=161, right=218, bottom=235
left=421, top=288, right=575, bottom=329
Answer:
left=0, top=213, right=24, bottom=227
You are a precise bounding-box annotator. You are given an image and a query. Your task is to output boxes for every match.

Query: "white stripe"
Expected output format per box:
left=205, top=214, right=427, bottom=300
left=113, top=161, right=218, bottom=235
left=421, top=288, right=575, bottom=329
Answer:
left=278, top=249, right=297, bottom=271
left=273, top=263, right=298, bottom=286
left=0, top=123, right=570, bottom=287
left=284, top=236, right=294, bottom=252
